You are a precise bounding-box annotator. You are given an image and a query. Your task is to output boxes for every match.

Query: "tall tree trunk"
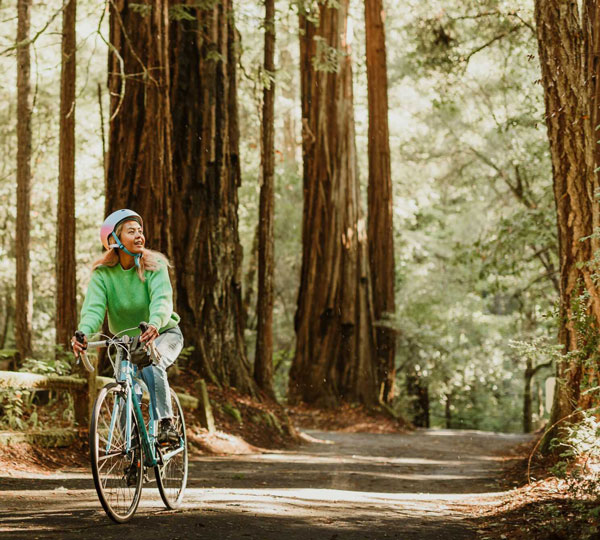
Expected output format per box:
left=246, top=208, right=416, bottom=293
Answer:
left=106, top=0, right=173, bottom=258
left=0, top=292, right=12, bottom=350
left=56, top=0, right=77, bottom=353
left=15, top=0, right=33, bottom=366
left=523, top=357, right=533, bottom=433
left=406, top=368, right=429, bottom=427
left=364, top=0, right=395, bottom=403
left=289, top=0, right=378, bottom=407
left=587, top=1, right=600, bottom=174
left=445, top=393, right=452, bottom=429
left=279, top=48, right=298, bottom=166
left=254, top=0, right=276, bottom=398
left=169, top=0, right=256, bottom=394
left=242, top=225, right=259, bottom=330
left=534, top=0, right=600, bottom=449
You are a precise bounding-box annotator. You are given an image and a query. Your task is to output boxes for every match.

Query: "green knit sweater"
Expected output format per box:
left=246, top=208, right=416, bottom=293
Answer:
left=78, top=262, right=180, bottom=337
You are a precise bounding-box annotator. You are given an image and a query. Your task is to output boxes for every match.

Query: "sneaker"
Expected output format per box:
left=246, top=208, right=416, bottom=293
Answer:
left=157, top=418, right=179, bottom=446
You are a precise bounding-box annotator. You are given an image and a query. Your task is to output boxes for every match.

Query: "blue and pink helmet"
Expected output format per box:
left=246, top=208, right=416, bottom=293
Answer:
left=100, top=210, right=144, bottom=266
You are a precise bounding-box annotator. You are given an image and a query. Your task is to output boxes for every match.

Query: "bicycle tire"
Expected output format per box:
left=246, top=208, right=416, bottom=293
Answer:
left=155, top=389, right=188, bottom=509
left=90, top=382, right=144, bottom=523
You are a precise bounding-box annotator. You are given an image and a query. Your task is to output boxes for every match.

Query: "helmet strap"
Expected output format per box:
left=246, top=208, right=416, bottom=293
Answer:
left=111, top=232, right=142, bottom=268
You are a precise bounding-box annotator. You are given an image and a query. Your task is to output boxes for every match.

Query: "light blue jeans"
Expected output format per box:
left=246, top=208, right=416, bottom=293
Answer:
left=132, top=326, right=184, bottom=421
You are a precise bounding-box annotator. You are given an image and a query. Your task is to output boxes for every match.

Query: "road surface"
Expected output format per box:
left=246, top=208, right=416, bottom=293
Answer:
left=0, top=429, right=532, bottom=539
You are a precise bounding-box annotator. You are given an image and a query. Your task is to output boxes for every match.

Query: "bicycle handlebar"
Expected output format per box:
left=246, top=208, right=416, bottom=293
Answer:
left=75, top=322, right=156, bottom=374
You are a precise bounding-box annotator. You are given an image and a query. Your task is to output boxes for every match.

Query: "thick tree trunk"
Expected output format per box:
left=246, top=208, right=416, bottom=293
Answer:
left=15, top=0, right=33, bottom=365
left=365, top=0, right=395, bottom=403
left=289, top=1, right=378, bottom=407
left=445, top=393, right=452, bottom=429
left=534, top=0, right=600, bottom=448
left=169, top=1, right=256, bottom=394
left=254, top=0, right=276, bottom=398
left=56, top=0, right=77, bottom=353
left=106, top=0, right=173, bottom=258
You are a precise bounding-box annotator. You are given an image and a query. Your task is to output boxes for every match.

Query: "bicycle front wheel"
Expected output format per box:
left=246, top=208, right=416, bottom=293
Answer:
left=90, top=383, right=143, bottom=523
left=155, top=389, right=188, bottom=509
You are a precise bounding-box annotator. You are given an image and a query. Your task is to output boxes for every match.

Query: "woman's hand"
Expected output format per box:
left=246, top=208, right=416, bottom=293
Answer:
left=140, top=324, right=159, bottom=345
left=71, top=333, right=88, bottom=358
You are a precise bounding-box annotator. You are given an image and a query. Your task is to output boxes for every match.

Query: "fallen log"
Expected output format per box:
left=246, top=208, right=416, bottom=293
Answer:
left=0, top=370, right=85, bottom=391
left=0, top=371, right=198, bottom=411
left=0, top=428, right=78, bottom=448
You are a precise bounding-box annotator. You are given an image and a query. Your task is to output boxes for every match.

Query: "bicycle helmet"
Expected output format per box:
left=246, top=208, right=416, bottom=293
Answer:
left=100, top=209, right=144, bottom=266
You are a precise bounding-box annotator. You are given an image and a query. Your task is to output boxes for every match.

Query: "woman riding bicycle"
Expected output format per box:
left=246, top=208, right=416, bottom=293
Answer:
left=71, top=208, right=183, bottom=445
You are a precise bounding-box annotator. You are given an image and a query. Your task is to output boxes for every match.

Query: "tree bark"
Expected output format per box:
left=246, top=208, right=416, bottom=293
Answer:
left=56, top=0, right=77, bottom=353
left=586, top=1, right=600, bottom=176
left=534, top=0, right=600, bottom=448
left=169, top=0, right=256, bottom=394
left=106, top=0, right=173, bottom=258
left=289, top=0, right=378, bottom=407
left=254, top=0, right=276, bottom=399
left=15, top=0, right=33, bottom=365
left=365, top=0, right=395, bottom=403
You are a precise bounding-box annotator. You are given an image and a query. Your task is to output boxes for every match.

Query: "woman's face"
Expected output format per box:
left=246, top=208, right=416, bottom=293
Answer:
left=118, top=220, right=145, bottom=254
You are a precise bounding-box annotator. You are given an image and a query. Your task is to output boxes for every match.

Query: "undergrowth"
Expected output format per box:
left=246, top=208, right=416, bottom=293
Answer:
left=0, top=350, right=75, bottom=431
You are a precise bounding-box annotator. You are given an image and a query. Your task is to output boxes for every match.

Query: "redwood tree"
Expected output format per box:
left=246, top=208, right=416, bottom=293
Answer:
left=289, top=0, right=378, bottom=407
left=56, top=0, right=77, bottom=351
left=169, top=1, right=256, bottom=394
left=365, top=0, right=395, bottom=403
left=254, top=0, right=276, bottom=398
left=106, top=0, right=173, bottom=258
left=534, top=0, right=600, bottom=445
left=15, top=0, right=33, bottom=365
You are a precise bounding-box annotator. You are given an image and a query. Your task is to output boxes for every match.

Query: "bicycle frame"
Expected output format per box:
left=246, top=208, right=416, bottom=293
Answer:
left=84, top=336, right=183, bottom=470
left=106, top=348, right=184, bottom=468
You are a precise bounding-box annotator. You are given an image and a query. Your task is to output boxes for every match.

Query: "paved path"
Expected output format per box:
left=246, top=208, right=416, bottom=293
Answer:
left=0, top=429, right=532, bottom=539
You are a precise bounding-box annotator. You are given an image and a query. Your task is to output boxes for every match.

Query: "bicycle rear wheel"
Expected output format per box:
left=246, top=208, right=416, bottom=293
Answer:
left=155, top=389, right=188, bottom=509
left=90, top=383, right=143, bottom=523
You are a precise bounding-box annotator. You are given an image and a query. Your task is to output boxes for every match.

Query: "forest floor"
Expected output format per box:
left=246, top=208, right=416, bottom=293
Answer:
left=0, top=426, right=535, bottom=540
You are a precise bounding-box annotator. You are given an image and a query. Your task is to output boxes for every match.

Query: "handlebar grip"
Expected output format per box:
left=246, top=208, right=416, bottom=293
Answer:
left=139, top=322, right=149, bottom=334
left=75, top=330, right=86, bottom=346
left=73, top=331, right=94, bottom=373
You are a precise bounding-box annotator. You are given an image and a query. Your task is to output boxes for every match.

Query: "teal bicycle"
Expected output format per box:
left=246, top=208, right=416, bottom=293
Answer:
left=75, top=322, right=188, bottom=523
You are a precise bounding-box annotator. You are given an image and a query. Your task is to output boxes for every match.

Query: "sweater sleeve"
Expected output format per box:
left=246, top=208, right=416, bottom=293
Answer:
left=79, top=270, right=108, bottom=336
left=146, top=263, right=174, bottom=331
